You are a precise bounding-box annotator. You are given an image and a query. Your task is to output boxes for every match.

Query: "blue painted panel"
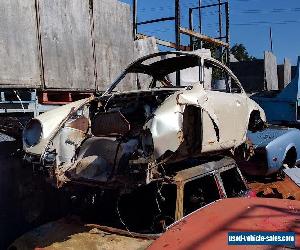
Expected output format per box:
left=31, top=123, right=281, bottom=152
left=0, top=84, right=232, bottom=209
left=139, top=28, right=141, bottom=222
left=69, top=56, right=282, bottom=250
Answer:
left=254, top=98, right=296, bottom=124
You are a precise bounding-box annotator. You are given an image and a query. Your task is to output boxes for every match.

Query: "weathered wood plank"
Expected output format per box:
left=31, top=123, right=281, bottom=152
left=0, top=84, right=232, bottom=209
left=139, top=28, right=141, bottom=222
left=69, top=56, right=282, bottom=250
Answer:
left=0, top=0, right=41, bottom=88
left=179, top=27, right=230, bottom=48
left=39, top=0, right=95, bottom=90
left=93, top=0, right=135, bottom=92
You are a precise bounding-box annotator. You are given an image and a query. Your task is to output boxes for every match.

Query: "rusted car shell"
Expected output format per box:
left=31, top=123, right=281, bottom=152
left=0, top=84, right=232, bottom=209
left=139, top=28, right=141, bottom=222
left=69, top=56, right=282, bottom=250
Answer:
left=10, top=218, right=156, bottom=250
left=148, top=198, right=300, bottom=250
left=23, top=51, right=265, bottom=160
left=166, top=157, right=247, bottom=221
left=22, top=51, right=266, bottom=188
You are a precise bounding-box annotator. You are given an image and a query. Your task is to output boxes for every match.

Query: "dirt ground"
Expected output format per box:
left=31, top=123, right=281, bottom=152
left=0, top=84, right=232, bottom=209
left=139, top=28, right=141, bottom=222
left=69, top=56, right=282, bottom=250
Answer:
left=10, top=218, right=153, bottom=250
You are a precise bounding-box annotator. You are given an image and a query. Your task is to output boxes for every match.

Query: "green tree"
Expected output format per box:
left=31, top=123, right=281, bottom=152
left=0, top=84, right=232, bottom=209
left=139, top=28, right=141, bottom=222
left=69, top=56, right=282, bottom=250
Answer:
left=194, top=40, right=256, bottom=62
left=230, top=43, right=256, bottom=61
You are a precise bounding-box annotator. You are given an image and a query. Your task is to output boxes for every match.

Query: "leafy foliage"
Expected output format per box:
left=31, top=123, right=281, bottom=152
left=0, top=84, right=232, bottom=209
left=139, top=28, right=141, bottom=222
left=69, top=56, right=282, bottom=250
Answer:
left=230, top=43, right=256, bottom=61
left=193, top=40, right=256, bottom=62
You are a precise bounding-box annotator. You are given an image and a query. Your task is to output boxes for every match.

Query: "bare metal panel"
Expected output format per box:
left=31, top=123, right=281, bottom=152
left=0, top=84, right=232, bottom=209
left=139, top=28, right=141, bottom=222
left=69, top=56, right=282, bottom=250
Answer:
left=39, top=0, right=95, bottom=90
left=93, top=0, right=135, bottom=92
left=0, top=0, right=41, bottom=88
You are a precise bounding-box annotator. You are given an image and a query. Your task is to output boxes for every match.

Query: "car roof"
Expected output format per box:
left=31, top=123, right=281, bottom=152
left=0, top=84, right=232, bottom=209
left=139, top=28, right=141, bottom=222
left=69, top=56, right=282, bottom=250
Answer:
left=148, top=197, right=300, bottom=250
left=103, top=51, right=242, bottom=95
left=173, top=156, right=237, bottom=183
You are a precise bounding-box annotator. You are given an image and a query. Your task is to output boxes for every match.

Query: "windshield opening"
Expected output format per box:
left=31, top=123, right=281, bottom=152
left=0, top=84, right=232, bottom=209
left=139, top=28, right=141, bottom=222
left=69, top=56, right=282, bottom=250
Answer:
left=105, top=53, right=203, bottom=94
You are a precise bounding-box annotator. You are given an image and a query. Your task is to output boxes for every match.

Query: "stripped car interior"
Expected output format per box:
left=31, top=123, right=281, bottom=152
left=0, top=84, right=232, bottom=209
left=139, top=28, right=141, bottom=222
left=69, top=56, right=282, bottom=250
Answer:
left=23, top=51, right=266, bottom=191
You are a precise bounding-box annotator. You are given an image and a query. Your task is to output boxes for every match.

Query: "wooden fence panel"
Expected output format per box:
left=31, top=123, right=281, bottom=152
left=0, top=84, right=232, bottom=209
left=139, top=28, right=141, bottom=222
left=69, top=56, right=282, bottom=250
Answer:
left=93, top=0, right=135, bottom=91
left=38, top=0, right=95, bottom=90
left=0, top=0, right=41, bottom=88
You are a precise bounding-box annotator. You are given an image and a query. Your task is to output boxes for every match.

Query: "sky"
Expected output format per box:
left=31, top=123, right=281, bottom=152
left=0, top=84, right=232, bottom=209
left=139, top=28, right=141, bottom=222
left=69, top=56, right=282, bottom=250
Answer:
left=120, top=0, right=300, bottom=65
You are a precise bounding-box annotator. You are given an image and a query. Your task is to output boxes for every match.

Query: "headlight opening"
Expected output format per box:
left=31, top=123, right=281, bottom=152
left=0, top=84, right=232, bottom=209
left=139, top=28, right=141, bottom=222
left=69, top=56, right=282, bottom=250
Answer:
left=23, top=119, right=43, bottom=147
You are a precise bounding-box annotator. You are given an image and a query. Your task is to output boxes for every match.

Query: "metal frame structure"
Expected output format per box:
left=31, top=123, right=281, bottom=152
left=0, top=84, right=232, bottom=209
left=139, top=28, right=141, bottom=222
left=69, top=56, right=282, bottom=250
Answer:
left=188, top=0, right=230, bottom=63
left=0, top=89, right=59, bottom=116
left=133, top=0, right=189, bottom=52
left=133, top=0, right=230, bottom=64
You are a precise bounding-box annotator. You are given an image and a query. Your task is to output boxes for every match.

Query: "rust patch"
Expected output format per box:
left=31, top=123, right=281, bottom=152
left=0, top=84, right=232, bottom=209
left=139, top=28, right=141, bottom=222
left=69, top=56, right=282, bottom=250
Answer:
left=248, top=174, right=300, bottom=200
left=66, top=130, right=86, bottom=145
left=177, top=130, right=184, bottom=144
left=92, top=111, right=130, bottom=137
left=175, top=92, right=184, bottom=106
left=66, top=116, right=89, bottom=132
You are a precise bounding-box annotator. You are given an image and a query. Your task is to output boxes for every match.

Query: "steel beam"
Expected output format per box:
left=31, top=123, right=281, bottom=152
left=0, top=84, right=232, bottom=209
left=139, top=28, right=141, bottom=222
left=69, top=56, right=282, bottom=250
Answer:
left=137, top=16, right=175, bottom=26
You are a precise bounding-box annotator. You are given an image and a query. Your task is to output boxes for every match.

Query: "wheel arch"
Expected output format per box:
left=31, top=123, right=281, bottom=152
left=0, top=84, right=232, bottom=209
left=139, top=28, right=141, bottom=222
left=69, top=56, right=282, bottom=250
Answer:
left=247, top=110, right=265, bottom=132
left=283, top=146, right=297, bottom=167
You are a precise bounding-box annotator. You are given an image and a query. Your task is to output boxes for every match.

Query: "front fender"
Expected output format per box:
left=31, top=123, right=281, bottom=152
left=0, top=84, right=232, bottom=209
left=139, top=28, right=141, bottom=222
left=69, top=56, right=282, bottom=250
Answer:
left=23, top=97, right=93, bottom=156
left=247, top=98, right=266, bottom=123
left=266, top=138, right=297, bottom=175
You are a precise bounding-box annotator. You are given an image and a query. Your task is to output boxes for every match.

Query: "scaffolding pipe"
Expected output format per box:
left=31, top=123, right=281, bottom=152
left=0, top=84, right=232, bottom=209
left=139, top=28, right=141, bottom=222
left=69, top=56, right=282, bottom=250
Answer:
left=198, top=0, right=202, bottom=48
left=133, top=0, right=137, bottom=39
left=175, top=0, right=181, bottom=86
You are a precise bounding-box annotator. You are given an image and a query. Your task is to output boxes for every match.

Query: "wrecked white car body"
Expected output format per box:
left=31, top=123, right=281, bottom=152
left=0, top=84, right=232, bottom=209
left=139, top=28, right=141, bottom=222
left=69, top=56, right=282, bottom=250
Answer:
left=23, top=51, right=265, bottom=189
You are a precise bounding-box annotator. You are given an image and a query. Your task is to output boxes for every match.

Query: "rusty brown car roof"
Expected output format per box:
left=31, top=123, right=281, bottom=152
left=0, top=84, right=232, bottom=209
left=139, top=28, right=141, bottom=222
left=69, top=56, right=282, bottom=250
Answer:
left=149, top=197, right=300, bottom=250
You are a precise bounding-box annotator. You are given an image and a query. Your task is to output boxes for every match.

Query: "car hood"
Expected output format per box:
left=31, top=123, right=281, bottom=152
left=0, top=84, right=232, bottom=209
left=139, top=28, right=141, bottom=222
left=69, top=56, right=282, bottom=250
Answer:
left=247, top=126, right=296, bottom=149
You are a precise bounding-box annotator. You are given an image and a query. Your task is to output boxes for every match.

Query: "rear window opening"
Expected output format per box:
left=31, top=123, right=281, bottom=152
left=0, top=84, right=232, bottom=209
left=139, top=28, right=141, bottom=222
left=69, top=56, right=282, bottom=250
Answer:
left=221, top=168, right=247, bottom=197
left=183, top=175, right=220, bottom=216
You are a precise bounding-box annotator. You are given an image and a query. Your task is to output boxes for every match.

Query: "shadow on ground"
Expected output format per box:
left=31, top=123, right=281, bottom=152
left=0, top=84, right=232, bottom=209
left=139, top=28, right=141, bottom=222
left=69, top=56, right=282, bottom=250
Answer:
left=0, top=139, right=71, bottom=250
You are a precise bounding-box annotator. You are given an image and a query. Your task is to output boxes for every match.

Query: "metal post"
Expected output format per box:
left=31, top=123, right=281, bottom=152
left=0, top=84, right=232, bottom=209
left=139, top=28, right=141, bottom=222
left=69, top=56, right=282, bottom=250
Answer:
left=218, top=0, right=223, bottom=62
left=225, top=1, right=230, bottom=65
left=198, top=0, right=202, bottom=48
left=175, top=0, right=181, bottom=86
left=269, top=26, right=273, bottom=52
left=218, top=0, right=222, bottom=39
left=175, top=0, right=180, bottom=50
left=133, top=0, right=137, bottom=39
left=189, top=8, right=194, bottom=50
